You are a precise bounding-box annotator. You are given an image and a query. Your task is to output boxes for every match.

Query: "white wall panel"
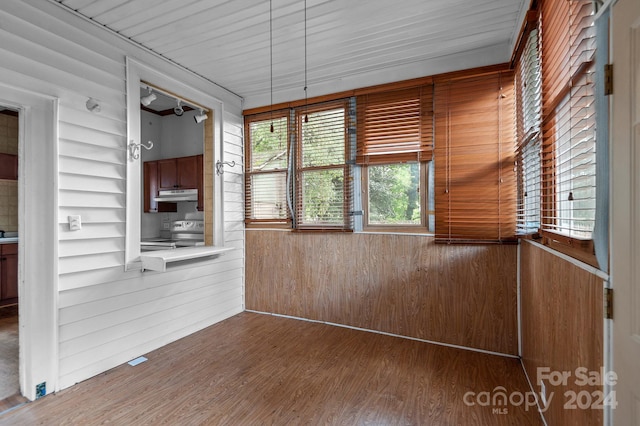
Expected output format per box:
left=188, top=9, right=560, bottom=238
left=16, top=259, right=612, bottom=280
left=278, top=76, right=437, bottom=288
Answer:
left=0, top=0, right=244, bottom=396
left=58, top=174, right=125, bottom=194
left=59, top=238, right=124, bottom=258
left=58, top=303, right=242, bottom=389
left=58, top=207, right=126, bottom=225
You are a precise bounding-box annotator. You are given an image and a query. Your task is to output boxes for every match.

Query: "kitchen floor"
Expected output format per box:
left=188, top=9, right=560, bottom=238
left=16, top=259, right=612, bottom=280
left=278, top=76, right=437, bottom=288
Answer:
left=0, top=305, right=24, bottom=413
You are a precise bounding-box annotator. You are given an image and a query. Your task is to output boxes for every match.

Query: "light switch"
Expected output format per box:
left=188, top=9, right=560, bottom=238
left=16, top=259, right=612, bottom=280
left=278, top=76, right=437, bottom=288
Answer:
left=68, top=215, right=82, bottom=231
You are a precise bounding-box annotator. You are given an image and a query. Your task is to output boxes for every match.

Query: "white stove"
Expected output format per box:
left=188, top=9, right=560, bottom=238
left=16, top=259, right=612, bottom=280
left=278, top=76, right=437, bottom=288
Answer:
left=141, top=216, right=205, bottom=252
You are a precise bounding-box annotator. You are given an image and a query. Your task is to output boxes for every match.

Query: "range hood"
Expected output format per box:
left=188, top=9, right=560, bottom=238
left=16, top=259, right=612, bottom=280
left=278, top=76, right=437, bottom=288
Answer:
left=154, top=189, right=198, bottom=202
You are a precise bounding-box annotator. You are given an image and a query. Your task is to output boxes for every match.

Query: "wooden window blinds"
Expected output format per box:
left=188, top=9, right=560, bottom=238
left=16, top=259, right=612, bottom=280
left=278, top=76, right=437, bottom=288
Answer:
left=245, top=101, right=353, bottom=230
left=515, top=29, right=543, bottom=236
left=434, top=71, right=517, bottom=243
left=244, top=110, right=292, bottom=226
left=540, top=0, right=596, bottom=240
left=356, top=86, right=433, bottom=165
left=295, top=100, right=353, bottom=230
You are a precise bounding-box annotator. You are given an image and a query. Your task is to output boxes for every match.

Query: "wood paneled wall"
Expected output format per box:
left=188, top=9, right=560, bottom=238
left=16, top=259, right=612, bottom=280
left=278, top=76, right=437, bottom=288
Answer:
left=520, top=241, right=603, bottom=426
left=246, top=230, right=518, bottom=355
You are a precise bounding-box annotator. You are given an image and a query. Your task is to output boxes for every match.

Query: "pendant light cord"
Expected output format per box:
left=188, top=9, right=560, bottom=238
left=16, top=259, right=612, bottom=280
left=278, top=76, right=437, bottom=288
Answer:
left=304, top=0, right=308, bottom=122
left=270, top=0, right=274, bottom=132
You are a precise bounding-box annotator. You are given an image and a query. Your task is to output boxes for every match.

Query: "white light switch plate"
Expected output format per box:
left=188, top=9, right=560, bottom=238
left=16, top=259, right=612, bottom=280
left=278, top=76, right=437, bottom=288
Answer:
left=68, top=215, right=82, bottom=231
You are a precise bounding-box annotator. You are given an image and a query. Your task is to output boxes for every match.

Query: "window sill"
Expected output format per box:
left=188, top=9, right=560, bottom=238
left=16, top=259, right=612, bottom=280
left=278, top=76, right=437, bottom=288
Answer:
left=140, top=246, right=234, bottom=272
left=359, top=230, right=434, bottom=237
left=362, top=225, right=429, bottom=234
left=538, top=230, right=598, bottom=268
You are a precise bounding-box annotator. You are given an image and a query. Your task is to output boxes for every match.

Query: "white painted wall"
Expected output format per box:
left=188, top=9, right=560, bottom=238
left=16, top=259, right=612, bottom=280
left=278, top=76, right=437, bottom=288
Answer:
left=158, top=110, right=203, bottom=159
left=0, top=0, right=244, bottom=396
left=140, top=110, right=163, bottom=162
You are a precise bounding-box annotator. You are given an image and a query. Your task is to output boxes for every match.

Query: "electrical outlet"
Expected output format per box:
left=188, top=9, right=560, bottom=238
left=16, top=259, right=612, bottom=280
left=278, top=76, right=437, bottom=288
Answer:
left=68, top=215, right=82, bottom=231
left=35, top=382, right=46, bottom=399
left=163, top=222, right=170, bottom=230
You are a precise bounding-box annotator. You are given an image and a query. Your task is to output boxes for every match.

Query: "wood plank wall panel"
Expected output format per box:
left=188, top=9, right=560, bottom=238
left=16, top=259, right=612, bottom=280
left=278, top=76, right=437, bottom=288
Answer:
left=246, top=230, right=518, bottom=355
left=520, top=241, right=603, bottom=426
left=0, top=1, right=245, bottom=391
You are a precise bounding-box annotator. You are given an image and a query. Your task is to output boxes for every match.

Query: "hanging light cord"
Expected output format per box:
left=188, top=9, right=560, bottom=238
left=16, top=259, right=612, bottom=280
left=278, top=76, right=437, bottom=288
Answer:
left=270, top=0, right=274, bottom=132
left=304, top=0, right=308, bottom=122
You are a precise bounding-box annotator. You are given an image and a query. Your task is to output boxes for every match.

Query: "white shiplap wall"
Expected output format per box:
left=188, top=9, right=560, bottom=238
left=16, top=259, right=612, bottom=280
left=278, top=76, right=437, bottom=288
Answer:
left=0, top=0, right=244, bottom=393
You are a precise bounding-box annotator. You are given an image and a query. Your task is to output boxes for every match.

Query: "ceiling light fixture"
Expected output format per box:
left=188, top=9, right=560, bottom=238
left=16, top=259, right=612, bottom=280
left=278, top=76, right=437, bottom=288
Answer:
left=174, top=100, right=184, bottom=116
left=194, top=109, right=208, bottom=123
left=140, top=88, right=157, bottom=106
left=269, top=0, right=274, bottom=133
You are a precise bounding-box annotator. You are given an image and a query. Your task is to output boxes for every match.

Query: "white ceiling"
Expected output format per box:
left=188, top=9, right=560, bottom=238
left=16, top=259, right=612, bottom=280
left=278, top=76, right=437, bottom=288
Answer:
left=52, top=0, right=528, bottom=109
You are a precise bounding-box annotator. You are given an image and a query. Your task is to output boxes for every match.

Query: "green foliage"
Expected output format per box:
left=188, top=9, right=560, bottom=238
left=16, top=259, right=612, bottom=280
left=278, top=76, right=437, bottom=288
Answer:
left=249, top=108, right=348, bottom=225
left=250, top=117, right=288, bottom=170
left=299, top=108, right=346, bottom=225
left=301, top=169, right=344, bottom=224
left=368, top=163, right=420, bottom=225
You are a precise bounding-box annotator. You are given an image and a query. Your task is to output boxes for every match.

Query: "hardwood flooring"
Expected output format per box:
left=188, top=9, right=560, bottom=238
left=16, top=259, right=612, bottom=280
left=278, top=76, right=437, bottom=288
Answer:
left=0, top=312, right=542, bottom=425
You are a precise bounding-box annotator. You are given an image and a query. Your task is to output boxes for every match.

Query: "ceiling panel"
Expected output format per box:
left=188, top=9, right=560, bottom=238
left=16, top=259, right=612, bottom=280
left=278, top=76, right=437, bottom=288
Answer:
left=52, top=0, right=528, bottom=107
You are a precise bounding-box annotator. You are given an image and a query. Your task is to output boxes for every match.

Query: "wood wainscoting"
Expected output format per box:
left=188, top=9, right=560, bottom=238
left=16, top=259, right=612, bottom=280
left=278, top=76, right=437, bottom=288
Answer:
left=246, top=230, right=518, bottom=355
left=520, top=240, right=604, bottom=426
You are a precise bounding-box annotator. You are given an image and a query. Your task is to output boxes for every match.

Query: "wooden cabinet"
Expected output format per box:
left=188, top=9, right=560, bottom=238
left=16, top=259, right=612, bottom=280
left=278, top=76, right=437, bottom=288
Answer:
left=143, top=161, right=176, bottom=213
left=0, top=243, right=18, bottom=306
left=158, top=155, right=200, bottom=191
left=143, top=154, right=203, bottom=212
left=0, top=153, right=18, bottom=180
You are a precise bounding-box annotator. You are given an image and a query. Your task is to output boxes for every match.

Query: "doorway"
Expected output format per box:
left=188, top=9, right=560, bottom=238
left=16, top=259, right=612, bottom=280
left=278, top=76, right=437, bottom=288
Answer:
left=0, top=107, right=24, bottom=410
left=0, top=85, right=58, bottom=403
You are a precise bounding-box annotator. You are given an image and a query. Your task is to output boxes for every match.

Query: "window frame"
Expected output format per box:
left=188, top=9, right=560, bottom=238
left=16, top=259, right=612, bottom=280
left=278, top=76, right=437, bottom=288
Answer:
left=515, top=28, right=543, bottom=238
left=361, top=161, right=430, bottom=233
left=356, top=85, right=434, bottom=234
left=244, top=99, right=354, bottom=231
left=536, top=0, right=598, bottom=264
left=294, top=100, right=353, bottom=231
left=244, top=109, right=292, bottom=228
left=125, top=57, right=224, bottom=269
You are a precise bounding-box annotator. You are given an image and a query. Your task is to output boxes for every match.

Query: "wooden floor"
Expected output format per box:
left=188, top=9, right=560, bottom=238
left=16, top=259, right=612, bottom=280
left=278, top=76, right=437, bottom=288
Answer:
left=0, top=312, right=542, bottom=425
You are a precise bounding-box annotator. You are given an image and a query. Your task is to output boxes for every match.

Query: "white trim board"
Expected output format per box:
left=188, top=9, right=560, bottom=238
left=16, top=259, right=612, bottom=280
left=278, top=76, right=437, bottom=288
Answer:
left=246, top=309, right=520, bottom=360
left=0, top=83, right=59, bottom=400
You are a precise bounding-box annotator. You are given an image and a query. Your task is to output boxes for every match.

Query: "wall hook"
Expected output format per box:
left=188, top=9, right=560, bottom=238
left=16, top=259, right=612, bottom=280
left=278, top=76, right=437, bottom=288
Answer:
left=128, top=140, right=154, bottom=161
left=216, top=160, right=236, bottom=175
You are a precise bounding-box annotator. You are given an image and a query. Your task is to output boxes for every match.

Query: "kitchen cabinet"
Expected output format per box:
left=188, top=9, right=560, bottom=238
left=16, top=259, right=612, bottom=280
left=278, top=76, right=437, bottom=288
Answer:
left=143, top=154, right=203, bottom=212
left=143, top=161, right=176, bottom=213
left=0, top=243, right=18, bottom=306
left=158, top=155, right=201, bottom=191
left=0, top=153, right=18, bottom=180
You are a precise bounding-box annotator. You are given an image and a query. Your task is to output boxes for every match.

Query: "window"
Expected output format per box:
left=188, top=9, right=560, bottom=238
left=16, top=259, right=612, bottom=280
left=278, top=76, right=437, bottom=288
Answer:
left=357, top=86, right=433, bottom=231
left=539, top=0, right=597, bottom=242
left=244, top=111, right=291, bottom=226
left=296, top=101, right=352, bottom=229
left=515, top=29, right=542, bottom=235
left=434, top=72, right=516, bottom=242
left=366, top=163, right=422, bottom=226
left=244, top=100, right=353, bottom=230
